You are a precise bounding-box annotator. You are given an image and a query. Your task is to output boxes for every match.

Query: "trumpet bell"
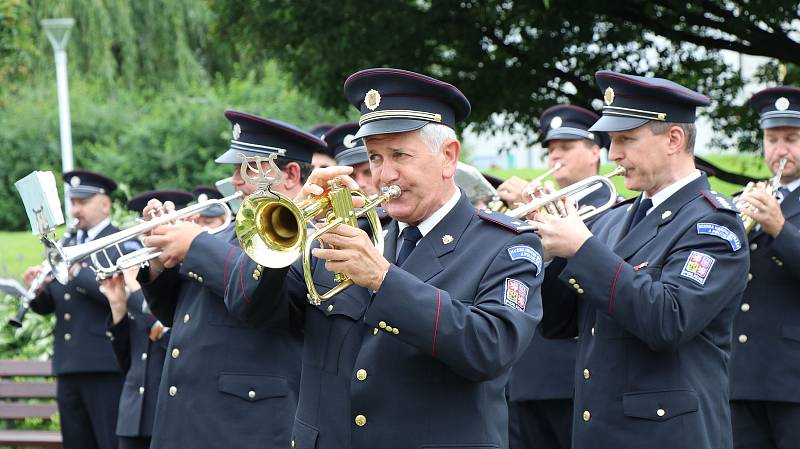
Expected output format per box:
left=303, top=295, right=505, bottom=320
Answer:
left=236, top=192, right=307, bottom=269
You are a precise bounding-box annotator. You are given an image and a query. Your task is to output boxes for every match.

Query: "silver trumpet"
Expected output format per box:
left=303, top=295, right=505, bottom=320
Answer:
left=43, top=192, right=243, bottom=284
left=507, top=166, right=625, bottom=220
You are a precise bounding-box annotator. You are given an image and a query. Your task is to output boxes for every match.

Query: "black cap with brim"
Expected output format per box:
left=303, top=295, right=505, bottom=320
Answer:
left=749, top=87, right=800, bottom=129
left=215, top=110, right=326, bottom=164
left=335, top=145, right=369, bottom=166
left=63, top=170, right=117, bottom=199
left=344, top=68, right=471, bottom=139
left=589, top=70, right=710, bottom=133
left=127, top=190, right=194, bottom=216
left=192, top=185, right=226, bottom=217
left=540, top=104, right=609, bottom=148
left=323, top=123, right=370, bottom=166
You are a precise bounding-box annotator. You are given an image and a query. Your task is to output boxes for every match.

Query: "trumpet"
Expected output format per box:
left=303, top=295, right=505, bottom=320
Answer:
left=234, top=153, right=401, bottom=305
left=738, top=158, right=787, bottom=234
left=42, top=193, right=243, bottom=285
left=507, top=166, right=625, bottom=220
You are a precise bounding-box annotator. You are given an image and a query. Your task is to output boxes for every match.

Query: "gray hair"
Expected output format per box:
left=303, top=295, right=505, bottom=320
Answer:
left=648, top=121, right=697, bottom=154
left=418, top=123, right=457, bottom=154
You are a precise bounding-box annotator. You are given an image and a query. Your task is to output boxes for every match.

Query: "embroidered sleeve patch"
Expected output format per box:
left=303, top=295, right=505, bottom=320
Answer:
left=507, top=245, right=543, bottom=274
left=696, top=223, right=741, bottom=251
left=680, top=251, right=716, bottom=285
left=504, top=278, right=529, bottom=311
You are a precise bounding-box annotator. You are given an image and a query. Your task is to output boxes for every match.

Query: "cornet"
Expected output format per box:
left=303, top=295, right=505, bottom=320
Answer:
left=507, top=166, right=625, bottom=221
left=42, top=193, right=243, bottom=285
left=234, top=153, right=401, bottom=305
left=738, top=158, right=787, bottom=234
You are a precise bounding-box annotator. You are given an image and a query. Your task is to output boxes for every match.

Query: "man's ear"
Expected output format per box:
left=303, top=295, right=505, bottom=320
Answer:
left=441, top=139, right=461, bottom=180
left=282, top=162, right=302, bottom=190
left=666, top=125, right=687, bottom=156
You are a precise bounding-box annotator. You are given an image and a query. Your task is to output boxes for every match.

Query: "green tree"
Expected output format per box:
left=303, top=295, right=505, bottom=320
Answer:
left=213, top=0, right=800, bottom=152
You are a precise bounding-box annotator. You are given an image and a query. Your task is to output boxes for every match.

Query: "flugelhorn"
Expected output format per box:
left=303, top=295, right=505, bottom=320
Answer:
left=42, top=193, right=242, bottom=284
left=234, top=153, right=401, bottom=305
left=738, top=158, right=787, bottom=234
left=507, top=166, right=625, bottom=220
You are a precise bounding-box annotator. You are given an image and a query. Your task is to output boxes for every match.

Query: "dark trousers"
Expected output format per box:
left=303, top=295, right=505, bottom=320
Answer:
left=509, top=399, right=572, bottom=449
left=119, top=436, right=151, bottom=449
left=57, top=372, right=124, bottom=449
left=732, top=400, right=800, bottom=449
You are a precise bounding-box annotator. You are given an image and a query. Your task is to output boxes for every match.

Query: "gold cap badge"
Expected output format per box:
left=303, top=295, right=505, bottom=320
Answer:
left=604, top=87, right=615, bottom=106
left=365, top=89, right=381, bottom=111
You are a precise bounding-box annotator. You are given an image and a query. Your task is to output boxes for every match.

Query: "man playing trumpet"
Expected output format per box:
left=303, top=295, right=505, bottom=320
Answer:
left=729, top=87, right=800, bottom=449
left=531, top=71, right=750, bottom=449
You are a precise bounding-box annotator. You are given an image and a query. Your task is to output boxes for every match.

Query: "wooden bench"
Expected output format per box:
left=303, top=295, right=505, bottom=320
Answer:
left=0, top=360, right=62, bottom=448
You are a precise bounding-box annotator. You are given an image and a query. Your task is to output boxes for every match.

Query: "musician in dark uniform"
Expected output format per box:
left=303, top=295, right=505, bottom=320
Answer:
left=730, top=86, right=800, bottom=449
left=531, top=71, right=750, bottom=449
left=23, top=170, right=127, bottom=449
left=191, top=185, right=228, bottom=230
left=223, top=68, right=544, bottom=449
left=134, top=111, right=322, bottom=449
left=100, top=190, right=192, bottom=449
left=506, top=104, right=612, bottom=449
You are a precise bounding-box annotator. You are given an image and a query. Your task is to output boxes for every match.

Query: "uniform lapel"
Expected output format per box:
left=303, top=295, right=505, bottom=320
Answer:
left=781, top=187, right=800, bottom=221
left=613, top=175, right=708, bottom=260
left=399, top=193, right=473, bottom=282
left=383, top=221, right=399, bottom=265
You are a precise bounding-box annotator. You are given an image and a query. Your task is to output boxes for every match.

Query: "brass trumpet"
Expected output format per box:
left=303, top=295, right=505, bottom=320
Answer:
left=507, top=166, right=625, bottom=220
left=738, top=158, right=787, bottom=234
left=42, top=193, right=242, bottom=284
left=234, top=153, right=400, bottom=305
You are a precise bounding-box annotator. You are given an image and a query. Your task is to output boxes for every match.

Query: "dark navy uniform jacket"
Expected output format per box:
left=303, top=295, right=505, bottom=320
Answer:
left=138, top=224, right=303, bottom=449
left=225, top=193, right=543, bottom=449
left=730, top=186, right=800, bottom=402
left=30, top=224, right=123, bottom=375
left=508, top=184, right=616, bottom=402
left=107, top=290, right=169, bottom=438
left=540, top=174, right=750, bottom=449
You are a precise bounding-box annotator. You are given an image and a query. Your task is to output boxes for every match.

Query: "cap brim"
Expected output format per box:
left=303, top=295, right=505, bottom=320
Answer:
left=199, top=205, right=226, bottom=217
left=215, top=149, right=263, bottom=164
left=335, top=146, right=369, bottom=166
left=760, top=116, right=800, bottom=129
left=354, top=119, right=428, bottom=139
left=589, top=115, right=649, bottom=132
left=67, top=188, right=101, bottom=199
left=544, top=129, right=592, bottom=143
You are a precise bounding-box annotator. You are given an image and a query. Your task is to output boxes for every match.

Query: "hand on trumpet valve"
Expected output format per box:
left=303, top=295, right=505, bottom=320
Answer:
left=143, top=220, right=203, bottom=269
left=99, top=273, right=128, bottom=324
left=528, top=196, right=593, bottom=260
left=312, top=224, right=391, bottom=291
left=738, top=186, right=785, bottom=237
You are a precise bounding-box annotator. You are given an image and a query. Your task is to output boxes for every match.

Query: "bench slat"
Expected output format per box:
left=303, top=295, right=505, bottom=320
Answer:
left=0, top=360, right=53, bottom=377
left=0, top=403, right=59, bottom=420
left=0, top=382, right=57, bottom=398
left=0, top=429, right=62, bottom=447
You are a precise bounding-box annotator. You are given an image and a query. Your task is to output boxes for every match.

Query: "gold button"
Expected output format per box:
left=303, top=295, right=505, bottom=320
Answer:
left=656, top=408, right=666, bottom=417
left=141, top=352, right=148, bottom=360
left=373, top=328, right=379, bottom=335
left=739, top=334, right=748, bottom=343
left=248, top=390, right=256, bottom=399
left=327, top=304, right=333, bottom=312
left=106, top=331, right=113, bottom=338
left=385, top=325, right=394, bottom=333
left=750, top=243, right=757, bottom=251
left=139, top=386, right=145, bottom=394
left=64, top=333, right=71, bottom=341
left=583, top=369, right=590, bottom=380
left=197, top=276, right=204, bottom=283
left=171, top=348, right=180, bottom=359
left=573, top=283, right=581, bottom=290
left=577, top=288, right=585, bottom=294
left=568, top=278, right=576, bottom=285
left=183, top=314, right=190, bottom=323
left=64, top=313, right=71, bottom=321
left=741, top=303, right=750, bottom=312
left=591, top=327, right=595, bottom=336
left=775, top=259, right=784, bottom=267
left=169, top=386, right=177, bottom=396
left=252, top=270, right=260, bottom=280
left=354, top=414, right=367, bottom=427
left=356, top=369, right=367, bottom=381
left=64, top=293, right=71, bottom=301
left=291, top=440, right=295, bottom=448
left=747, top=273, right=753, bottom=282
left=378, top=321, right=387, bottom=329
left=392, top=328, right=399, bottom=335
left=582, top=410, right=591, bottom=421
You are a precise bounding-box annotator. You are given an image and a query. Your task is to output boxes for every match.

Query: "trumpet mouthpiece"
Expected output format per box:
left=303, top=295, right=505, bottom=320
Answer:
left=382, top=185, right=402, bottom=199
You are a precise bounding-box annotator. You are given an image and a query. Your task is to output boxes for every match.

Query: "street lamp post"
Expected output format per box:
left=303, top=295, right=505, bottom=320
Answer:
left=42, top=18, right=75, bottom=220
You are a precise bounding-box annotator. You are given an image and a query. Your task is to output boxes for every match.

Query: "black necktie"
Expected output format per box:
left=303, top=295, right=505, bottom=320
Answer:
left=778, top=186, right=790, bottom=203
left=628, top=198, right=652, bottom=232
left=396, top=226, right=423, bottom=266
left=76, top=232, right=86, bottom=245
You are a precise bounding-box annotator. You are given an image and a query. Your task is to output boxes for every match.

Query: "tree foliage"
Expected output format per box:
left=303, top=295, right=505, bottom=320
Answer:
left=213, top=0, right=800, bottom=152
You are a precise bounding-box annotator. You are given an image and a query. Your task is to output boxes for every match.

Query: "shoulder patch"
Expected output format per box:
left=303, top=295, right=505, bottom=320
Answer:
left=507, top=245, right=542, bottom=274
left=700, top=190, right=739, bottom=214
left=680, top=250, right=716, bottom=285
left=477, top=209, right=533, bottom=233
left=697, top=223, right=741, bottom=251
left=503, top=278, right=529, bottom=311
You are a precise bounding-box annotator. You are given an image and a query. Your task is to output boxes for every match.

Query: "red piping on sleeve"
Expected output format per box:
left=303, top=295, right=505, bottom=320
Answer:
left=238, top=258, right=251, bottom=304
left=608, top=261, right=625, bottom=315
left=432, top=289, right=441, bottom=357
left=222, top=247, right=236, bottom=287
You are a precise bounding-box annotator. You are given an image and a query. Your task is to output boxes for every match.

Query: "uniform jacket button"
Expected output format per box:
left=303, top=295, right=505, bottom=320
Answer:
left=248, top=390, right=256, bottom=399
left=64, top=333, right=71, bottom=341
left=356, top=369, right=367, bottom=381
left=656, top=408, right=666, bottom=417
left=568, top=278, right=577, bottom=285
left=747, top=273, right=753, bottom=282
left=750, top=243, right=757, bottom=251
left=577, top=288, right=585, bottom=294
left=392, top=328, right=399, bottom=335
left=582, top=410, right=591, bottom=421
left=378, top=321, right=387, bottom=329
left=327, top=304, right=333, bottom=312
left=291, top=440, right=295, bottom=448
left=354, top=414, right=367, bottom=427
left=385, top=325, right=394, bottom=333
left=738, top=334, right=748, bottom=343
left=583, top=369, right=590, bottom=380
left=63, top=313, right=71, bottom=321
left=591, top=327, right=595, bottom=336
left=183, top=313, right=190, bottom=323
left=171, top=348, right=180, bottom=359
left=139, top=386, right=145, bottom=395
left=141, top=352, right=148, bottom=360
left=64, top=293, right=71, bottom=301
left=740, top=303, right=750, bottom=312
left=169, top=386, right=177, bottom=396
